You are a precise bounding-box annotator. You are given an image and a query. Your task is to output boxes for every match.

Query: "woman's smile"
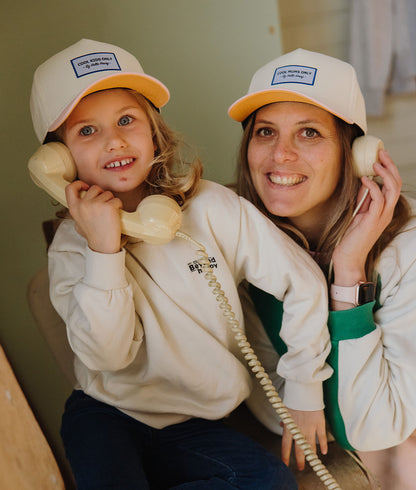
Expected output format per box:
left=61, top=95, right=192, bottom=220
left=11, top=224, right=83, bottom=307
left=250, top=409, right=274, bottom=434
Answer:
left=267, top=172, right=307, bottom=186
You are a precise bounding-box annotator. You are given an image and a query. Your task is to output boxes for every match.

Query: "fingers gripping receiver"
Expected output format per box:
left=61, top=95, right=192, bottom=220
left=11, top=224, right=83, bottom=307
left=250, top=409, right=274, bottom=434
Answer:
left=28, top=142, right=182, bottom=244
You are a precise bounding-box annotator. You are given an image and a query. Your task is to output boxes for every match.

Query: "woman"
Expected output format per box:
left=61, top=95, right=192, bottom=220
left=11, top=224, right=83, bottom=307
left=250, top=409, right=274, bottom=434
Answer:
left=228, top=48, right=416, bottom=489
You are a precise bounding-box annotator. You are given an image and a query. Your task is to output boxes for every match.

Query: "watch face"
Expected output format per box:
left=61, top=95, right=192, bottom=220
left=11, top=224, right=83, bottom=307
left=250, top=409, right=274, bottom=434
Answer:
left=358, top=282, right=376, bottom=304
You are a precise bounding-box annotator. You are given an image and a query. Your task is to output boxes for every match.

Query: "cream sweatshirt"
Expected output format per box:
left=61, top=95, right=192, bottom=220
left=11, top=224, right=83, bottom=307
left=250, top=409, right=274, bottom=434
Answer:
left=48, top=179, right=332, bottom=428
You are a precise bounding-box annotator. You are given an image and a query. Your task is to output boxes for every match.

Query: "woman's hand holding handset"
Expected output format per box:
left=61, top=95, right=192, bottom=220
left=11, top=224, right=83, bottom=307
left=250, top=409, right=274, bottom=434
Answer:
left=65, top=180, right=123, bottom=254
left=331, top=150, right=402, bottom=305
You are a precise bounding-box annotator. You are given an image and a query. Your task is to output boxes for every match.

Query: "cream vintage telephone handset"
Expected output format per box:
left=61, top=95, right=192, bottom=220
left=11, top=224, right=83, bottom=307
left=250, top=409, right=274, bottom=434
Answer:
left=28, top=137, right=384, bottom=490
left=352, top=134, right=384, bottom=178
left=28, top=142, right=182, bottom=245
left=351, top=134, right=384, bottom=216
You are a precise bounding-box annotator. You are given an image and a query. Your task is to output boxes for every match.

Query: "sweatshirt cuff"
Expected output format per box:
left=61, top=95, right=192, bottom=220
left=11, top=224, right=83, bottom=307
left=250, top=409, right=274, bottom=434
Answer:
left=283, top=380, right=324, bottom=411
left=328, top=301, right=376, bottom=341
left=84, top=247, right=128, bottom=290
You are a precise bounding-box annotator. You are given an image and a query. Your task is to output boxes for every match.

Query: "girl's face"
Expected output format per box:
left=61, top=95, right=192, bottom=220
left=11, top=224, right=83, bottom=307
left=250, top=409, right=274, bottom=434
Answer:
left=63, top=88, right=156, bottom=205
left=247, top=102, right=342, bottom=235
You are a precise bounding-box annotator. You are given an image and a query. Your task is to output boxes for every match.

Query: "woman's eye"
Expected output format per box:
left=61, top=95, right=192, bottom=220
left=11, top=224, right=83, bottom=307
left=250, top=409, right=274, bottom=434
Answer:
left=302, top=127, right=318, bottom=138
left=119, top=115, right=133, bottom=126
left=80, top=126, right=95, bottom=136
left=257, top=127, right=273, bottom=137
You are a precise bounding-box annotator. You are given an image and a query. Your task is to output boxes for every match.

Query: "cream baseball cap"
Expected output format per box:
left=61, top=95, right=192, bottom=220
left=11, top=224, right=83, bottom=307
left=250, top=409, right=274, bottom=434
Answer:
left=228, top=48, right=367, bottom=134
left=30, top=38, right=170, bottom=142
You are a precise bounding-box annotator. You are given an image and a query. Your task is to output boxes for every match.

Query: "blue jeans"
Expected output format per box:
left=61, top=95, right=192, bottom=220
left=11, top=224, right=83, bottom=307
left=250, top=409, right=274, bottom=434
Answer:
left=61, top=390, right=297, bottom=489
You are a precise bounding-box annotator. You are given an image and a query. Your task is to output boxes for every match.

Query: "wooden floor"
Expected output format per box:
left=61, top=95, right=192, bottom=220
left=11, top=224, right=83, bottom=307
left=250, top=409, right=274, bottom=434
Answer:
left=226, top=403, right=371, bottom=490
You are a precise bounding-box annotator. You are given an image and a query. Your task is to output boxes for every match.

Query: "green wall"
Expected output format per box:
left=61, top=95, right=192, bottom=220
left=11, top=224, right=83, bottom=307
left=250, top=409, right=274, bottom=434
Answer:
left=0, top=0, right=281, bottom=484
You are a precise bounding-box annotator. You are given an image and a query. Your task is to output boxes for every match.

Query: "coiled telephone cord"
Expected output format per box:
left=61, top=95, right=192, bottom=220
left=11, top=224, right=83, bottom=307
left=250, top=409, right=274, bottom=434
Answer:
left=176, top=231, right=342, bottom=490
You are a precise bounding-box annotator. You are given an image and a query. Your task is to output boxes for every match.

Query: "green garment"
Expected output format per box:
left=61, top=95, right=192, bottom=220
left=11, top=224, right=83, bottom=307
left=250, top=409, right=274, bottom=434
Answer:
left=248, top=283, right=379, bottom=450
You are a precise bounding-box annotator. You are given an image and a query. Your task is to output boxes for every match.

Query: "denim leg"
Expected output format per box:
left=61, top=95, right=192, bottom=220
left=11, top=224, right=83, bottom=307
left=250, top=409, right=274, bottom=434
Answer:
left=61, top=392, right=297, bottom=489
left=60, top=390, right=151, bottom=490
left=148, top=418, right=298, bottom=490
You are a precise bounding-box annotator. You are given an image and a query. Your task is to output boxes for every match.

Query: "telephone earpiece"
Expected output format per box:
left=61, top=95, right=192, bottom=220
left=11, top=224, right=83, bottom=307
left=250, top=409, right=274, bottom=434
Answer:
left=28, top=142, right=182, bottom=244
left=28, top=143, right=77, bottom=207
left=351, top=134, right=384, bottom=177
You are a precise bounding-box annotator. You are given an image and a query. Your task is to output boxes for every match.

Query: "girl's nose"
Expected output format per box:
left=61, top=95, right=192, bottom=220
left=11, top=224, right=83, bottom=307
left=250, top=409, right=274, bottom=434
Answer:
left=104, top=128, right=127, bottom=152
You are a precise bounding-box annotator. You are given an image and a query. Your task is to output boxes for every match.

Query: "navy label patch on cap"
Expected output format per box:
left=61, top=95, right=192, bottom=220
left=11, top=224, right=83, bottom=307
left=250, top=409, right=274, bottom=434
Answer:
left=71, top=51, right=121, bottom=78
left=272, top=64, right=317, bottom=85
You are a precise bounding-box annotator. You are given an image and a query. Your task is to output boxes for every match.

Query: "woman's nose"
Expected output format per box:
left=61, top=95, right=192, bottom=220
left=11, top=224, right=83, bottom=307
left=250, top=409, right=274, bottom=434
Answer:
left=272, top=137, right=297, bottom=163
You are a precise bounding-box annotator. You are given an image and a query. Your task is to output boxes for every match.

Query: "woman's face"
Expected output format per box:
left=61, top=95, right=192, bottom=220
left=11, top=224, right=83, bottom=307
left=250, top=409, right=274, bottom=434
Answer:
left=247, top=101, right=342, bottom=235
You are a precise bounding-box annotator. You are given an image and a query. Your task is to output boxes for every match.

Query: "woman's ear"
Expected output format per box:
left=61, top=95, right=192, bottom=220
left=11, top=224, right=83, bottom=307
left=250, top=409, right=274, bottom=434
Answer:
left=152, top=135, right=160, bottom=156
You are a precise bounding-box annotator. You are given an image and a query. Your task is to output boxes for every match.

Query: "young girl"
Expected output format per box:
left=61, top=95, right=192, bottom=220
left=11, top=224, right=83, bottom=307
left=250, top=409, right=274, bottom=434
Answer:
left=29, top=39, right=334, bottom=489
left=229, top=48, right=416, bottom=488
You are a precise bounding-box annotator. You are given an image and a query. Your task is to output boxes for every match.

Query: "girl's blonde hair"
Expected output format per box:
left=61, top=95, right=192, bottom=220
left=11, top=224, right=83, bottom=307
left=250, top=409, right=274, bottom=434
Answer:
left=236, top=111, right=411, bottom=279
left=126, top=90, right=202, bottom=205
left=46, top=89, right=203, bottom=206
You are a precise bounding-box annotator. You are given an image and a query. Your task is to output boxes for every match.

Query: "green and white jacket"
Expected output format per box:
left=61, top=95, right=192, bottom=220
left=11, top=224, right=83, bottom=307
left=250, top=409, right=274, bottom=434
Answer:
left=243, top=197, right=416, bottom=451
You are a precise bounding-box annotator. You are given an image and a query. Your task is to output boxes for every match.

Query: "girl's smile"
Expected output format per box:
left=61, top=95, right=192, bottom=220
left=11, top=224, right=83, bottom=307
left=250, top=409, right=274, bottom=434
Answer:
left=104, top=157, right=134, bottom=169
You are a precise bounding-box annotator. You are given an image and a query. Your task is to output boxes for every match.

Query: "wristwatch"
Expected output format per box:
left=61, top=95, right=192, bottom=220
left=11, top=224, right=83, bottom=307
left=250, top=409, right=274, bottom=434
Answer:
left=330, top=281, right=375, bottom=306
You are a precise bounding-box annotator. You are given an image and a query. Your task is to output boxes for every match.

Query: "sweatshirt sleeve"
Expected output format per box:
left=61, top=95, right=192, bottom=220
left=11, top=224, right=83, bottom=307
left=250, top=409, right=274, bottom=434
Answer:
left=324, top=303, right=376, bottom=450
left=238, top=282, right=285, bottom=435
left=48, top=220, right=142, bottom=372
left=325, top=231, right=416, bottom=451
left=232, top=196, right=333, bottom=410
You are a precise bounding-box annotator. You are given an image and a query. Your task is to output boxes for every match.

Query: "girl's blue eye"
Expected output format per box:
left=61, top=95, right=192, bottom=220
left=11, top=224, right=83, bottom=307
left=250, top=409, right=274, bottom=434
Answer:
left=119, top=115, right=133, bottom=126
left=80, top=126, right=94, bottom=136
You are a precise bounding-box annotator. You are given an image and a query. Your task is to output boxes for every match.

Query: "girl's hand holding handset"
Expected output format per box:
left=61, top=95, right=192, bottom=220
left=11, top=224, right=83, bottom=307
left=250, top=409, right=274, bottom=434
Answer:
left=66, top=180, right=123, bottom=254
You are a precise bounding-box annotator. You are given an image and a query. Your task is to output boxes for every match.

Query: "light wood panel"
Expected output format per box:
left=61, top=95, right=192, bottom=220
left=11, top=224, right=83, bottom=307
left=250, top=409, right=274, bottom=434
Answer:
left=0, top=345, right=64, bottom=490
